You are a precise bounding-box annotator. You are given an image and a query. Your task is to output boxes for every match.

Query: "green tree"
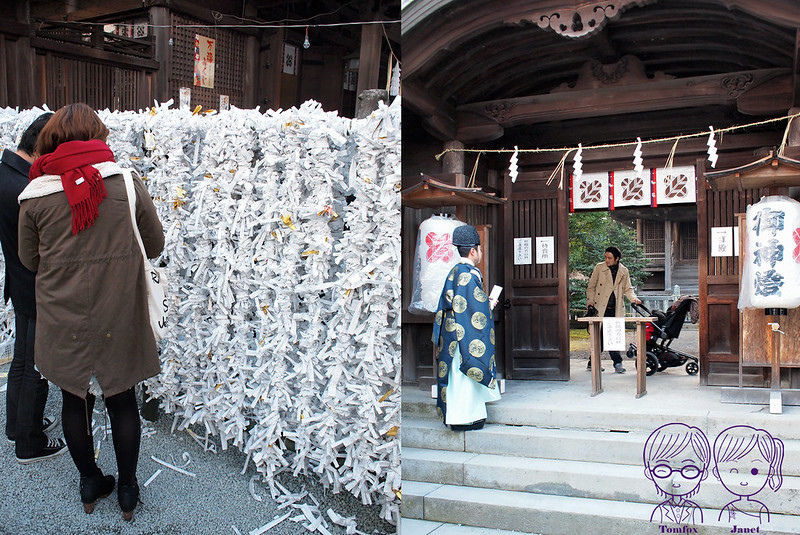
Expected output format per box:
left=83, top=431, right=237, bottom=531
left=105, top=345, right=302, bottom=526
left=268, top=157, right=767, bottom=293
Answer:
left=569, top=212, right=649, bottom=314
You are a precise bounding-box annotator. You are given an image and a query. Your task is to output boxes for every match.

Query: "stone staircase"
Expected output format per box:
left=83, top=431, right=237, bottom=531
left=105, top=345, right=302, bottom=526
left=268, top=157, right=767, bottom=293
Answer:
left=400, top=370, right=800, bottom=534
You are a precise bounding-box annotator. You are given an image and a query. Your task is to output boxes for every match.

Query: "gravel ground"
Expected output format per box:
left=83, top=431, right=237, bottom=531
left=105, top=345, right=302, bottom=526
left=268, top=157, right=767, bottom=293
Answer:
left=0, top=367, right=395, bottom=535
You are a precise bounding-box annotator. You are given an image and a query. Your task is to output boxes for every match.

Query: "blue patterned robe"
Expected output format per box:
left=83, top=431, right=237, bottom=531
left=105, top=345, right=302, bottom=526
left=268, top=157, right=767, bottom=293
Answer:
left=431, top=261, right=498, bottom=424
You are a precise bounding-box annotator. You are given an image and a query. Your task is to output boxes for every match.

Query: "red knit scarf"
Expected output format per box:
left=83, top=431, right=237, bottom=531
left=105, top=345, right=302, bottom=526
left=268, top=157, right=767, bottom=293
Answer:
left=29, top=139, right=115, bottom=235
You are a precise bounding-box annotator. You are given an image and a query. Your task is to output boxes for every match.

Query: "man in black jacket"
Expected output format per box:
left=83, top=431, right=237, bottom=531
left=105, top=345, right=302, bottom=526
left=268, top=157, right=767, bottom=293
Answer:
left=0, top=112, right=67, bottom=463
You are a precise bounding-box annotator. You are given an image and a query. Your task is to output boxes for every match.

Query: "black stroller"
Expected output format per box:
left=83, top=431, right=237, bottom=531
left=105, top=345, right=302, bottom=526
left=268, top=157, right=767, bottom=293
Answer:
left=626, top=297, right=699, bottom=376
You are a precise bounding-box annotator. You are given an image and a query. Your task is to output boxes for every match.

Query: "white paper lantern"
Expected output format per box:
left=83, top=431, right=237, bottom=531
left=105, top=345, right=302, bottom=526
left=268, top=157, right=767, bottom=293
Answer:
left=740, top=195, right=800, bottom=310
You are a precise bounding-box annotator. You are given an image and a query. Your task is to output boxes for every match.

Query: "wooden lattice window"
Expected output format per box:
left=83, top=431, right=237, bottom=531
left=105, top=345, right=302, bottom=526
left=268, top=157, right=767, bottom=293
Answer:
left=680, top=221, right=698, bottom=260
left=643, top=219, right=665, bottom=259
left=170, top=14, right=246, bottom=109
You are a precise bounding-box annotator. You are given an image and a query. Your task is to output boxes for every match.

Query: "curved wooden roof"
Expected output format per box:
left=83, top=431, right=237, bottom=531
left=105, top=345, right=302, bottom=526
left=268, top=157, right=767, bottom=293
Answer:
left=403, top=0, right=800, bottom=144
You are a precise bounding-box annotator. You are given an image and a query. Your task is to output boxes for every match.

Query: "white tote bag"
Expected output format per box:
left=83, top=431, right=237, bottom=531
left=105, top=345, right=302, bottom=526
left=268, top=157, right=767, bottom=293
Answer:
left=121, top=169, right=168, bottom=342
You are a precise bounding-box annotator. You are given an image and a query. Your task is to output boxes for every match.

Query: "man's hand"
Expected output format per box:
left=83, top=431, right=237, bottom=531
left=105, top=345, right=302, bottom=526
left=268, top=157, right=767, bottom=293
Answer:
left=489, top=297, right=498, bottom=311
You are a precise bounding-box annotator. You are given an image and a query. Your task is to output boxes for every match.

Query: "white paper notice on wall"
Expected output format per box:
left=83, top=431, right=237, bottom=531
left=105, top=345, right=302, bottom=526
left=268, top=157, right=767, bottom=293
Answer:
left=711, top=227, right=734, bottom=257
left=536, top=236, right=555, bottom=264
left=602, top=317, right=626, bottom=351
left=514, top=237, right=532, bottom=265
left=733, top=226, right=740, bottom=256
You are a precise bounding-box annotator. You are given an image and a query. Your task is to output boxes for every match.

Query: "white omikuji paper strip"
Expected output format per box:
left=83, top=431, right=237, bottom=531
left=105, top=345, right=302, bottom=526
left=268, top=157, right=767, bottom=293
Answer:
left=0, top=99, right=401, bottom=522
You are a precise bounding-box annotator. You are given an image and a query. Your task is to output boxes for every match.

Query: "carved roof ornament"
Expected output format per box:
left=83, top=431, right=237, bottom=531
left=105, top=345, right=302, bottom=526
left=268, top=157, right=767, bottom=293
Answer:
left=721, top=73, right=755, bottom=98
left=527, top=1, right=653, bottom=39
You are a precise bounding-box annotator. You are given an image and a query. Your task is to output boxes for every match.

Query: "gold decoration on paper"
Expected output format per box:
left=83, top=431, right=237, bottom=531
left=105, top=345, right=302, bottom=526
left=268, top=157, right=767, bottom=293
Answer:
left=471, top=311, right=487, bottom=330
left=378, top=389, right=393, bottom=403
left=469, top=339, right=486, bottom=358
left=281, top=214, right=297, bottom=230
left=466, top=367, right=484, bottom=382
left=301, top=250, right=320, bottom=256
left=385, top=426, right=398, bottom=437
left=453, top=295, right=468, bottom=314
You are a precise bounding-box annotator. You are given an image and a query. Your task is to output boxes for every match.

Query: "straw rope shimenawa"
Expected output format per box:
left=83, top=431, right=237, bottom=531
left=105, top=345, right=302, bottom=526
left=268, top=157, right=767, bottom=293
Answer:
left=433, top=111, right=800, bottom=187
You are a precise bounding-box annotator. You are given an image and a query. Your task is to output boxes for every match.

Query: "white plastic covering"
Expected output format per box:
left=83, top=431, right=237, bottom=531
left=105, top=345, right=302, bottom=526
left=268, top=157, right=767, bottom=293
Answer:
left=408, top=214, right=465, bottom=314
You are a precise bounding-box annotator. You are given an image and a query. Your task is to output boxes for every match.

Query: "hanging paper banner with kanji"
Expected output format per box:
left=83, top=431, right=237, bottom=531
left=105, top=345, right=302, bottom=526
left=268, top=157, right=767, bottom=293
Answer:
left=570, top=171, right=609, bottom=211
left=654, top=166, right=696, bottom=206
left=611, top=169, right=650, bottom=208
left=194, top=35, right=215, bottom=88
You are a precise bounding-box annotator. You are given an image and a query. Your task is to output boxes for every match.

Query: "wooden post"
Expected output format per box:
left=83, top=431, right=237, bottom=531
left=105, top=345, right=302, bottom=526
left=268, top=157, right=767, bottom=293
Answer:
left=150, top=6, right=172, bottom=104
left=356, top=23, right=382, bottom=96
left=243, top=34, right=259, bottom=108
left=578, top=316, right=655, bottom=397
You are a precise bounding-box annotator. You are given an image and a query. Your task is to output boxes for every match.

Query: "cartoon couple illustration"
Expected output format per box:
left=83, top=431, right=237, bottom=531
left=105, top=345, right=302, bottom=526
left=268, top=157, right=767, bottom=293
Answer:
left=643, top=423, right=784, bottom=526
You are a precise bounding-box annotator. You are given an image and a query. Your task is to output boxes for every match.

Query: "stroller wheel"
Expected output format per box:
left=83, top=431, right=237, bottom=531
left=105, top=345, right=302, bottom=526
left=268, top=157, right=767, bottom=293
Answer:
left=685, top=361, right=699, bottom=375
left=645, top=352, right=659, bottom=376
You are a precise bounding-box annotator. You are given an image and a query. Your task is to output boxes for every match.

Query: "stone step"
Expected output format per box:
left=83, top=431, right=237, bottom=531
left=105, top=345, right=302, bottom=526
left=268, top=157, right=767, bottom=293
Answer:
left=401, top=417, right=800, bottom=476
left=402, top=447, right=800, bottom=516
left=402, top=383, right=800, bottom=440
left=403, top=481, right=800, bottom=535
left=399, top=518, right=540, bottom=535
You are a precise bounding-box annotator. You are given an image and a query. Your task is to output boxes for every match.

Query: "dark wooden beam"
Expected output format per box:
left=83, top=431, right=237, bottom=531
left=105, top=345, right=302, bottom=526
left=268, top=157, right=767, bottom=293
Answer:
left=456, top=69, right=790, bottom=137
left=403, top=82, right=457, bottom=140
left=30, top=36, right=160, bottom=70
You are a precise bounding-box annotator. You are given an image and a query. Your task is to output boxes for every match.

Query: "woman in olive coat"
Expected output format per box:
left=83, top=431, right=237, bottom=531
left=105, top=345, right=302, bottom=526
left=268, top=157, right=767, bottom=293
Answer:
left=18, top=103, right=164, bottom=520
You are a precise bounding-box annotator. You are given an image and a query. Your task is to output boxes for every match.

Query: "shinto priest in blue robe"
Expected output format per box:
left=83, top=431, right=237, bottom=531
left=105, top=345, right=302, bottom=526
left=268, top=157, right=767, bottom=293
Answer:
left=431, top=259, right=500, bottom=426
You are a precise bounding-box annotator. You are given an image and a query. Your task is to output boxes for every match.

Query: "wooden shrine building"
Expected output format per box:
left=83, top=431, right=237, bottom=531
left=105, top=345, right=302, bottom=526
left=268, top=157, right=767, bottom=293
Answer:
left=402, top=0, right=800, bottom=388
left=0, top=1, right=399, bottom=116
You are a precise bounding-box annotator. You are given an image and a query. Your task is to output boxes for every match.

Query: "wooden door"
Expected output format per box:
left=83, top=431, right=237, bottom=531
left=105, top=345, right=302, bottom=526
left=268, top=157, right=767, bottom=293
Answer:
left=502, top=172, right=569, bottom=380
left=698, top=160, right=766, bottom=386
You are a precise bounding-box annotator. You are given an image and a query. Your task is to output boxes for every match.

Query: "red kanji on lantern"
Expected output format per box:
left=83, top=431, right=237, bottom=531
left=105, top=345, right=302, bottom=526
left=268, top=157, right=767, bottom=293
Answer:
left=793, top=228, right=800, bottom=262
left=426, top=232, right=454, bottom=262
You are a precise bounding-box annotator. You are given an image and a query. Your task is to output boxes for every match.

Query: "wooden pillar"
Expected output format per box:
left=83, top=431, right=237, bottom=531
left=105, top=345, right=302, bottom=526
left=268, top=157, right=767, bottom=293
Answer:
left=150, top=6, right=171, bottom=104
left=356, top=23, right=382, bottom=96
left=243, top=34, right=259, bottom=108
left=664, top=220, right=673, bottom=291
left=443, top=140, right=466, bottom=219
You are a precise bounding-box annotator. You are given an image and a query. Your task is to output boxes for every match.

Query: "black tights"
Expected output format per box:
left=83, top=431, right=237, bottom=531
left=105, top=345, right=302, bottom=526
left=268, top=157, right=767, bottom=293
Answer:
left=61, top=387, right=140, bottom=485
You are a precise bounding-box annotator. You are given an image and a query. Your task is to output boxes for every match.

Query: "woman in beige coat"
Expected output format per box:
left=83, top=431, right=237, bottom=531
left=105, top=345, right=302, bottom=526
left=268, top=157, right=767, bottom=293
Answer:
left=18, top=104, right=164, bottom=520
left=586, top=246, right=641, bottom=373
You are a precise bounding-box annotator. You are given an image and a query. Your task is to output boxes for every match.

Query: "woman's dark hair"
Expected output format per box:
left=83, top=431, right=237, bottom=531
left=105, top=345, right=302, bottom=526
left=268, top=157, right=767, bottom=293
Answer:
left=18, top=112, right=54, bottom=155
left=606, top=246, right=622, bottom=260
left=34, top=103, right=109, bottom=156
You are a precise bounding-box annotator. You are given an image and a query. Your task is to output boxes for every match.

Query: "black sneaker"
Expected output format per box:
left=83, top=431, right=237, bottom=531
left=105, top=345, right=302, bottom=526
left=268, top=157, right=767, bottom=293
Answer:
left=43, top=417, right=60, bottom=433
left=16, top=437, right=68, bottom=464
left=586, top=361, right=604, bottom=372
left=7, top=417, right=60, bottom=443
